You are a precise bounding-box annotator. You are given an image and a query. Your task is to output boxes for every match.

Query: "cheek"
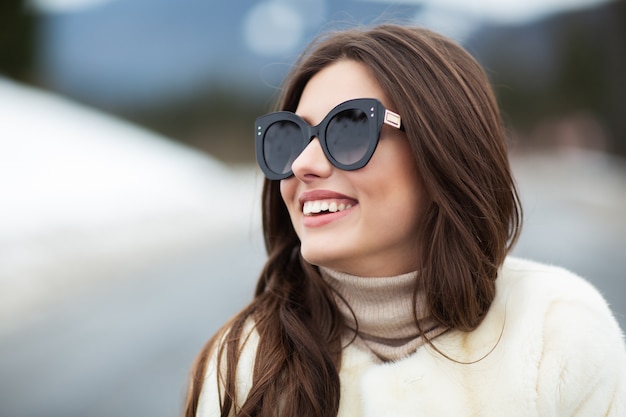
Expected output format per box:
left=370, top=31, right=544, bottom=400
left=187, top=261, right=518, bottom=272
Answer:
left=279, top=178, right=298, bottom=216
left=358, top=143, right=427, bottom=229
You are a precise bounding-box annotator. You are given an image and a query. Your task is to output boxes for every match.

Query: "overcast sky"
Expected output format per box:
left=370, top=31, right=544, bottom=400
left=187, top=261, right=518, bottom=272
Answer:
left=31, top=0, right=612, bottom=23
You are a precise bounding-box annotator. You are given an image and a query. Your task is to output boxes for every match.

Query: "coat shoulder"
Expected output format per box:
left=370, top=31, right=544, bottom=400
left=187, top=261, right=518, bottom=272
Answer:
left=492, top=256, right=624, bottom=354
left=496, top=257, right=626, bottom=415
left=496, top=256, right=616, bottom=316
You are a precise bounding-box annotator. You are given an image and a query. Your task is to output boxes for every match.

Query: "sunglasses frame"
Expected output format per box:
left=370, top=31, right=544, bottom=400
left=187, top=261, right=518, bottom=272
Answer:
left=255, top=98, right=403, bottom=180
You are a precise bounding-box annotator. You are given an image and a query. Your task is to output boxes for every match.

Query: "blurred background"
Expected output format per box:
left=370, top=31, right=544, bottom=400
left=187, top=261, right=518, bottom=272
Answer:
left=0, top=0, right=624, bottom=416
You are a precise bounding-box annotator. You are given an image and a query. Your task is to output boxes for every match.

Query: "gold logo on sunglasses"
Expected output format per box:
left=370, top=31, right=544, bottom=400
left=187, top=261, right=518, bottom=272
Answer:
left=384, top=109, right=402, bottom=129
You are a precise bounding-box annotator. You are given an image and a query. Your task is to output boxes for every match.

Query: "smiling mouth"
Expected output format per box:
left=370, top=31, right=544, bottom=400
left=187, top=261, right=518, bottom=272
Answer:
left=302, top=200, right=354, bottom=216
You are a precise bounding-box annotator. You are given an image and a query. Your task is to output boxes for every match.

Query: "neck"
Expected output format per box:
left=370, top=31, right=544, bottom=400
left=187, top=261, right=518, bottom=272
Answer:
left=320, top=267, right=446, bottom=362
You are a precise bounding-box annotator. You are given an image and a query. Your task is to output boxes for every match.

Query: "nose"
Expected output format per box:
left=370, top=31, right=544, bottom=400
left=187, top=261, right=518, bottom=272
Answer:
left=291, top=137, right=333, bottom=181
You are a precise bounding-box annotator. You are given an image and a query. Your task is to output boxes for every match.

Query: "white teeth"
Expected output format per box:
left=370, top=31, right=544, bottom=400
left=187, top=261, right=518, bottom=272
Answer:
left=303, top=200, right=354, bottom=216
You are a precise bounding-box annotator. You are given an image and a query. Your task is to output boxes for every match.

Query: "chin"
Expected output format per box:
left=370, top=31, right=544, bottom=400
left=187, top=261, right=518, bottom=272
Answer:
left=300, top=246, right=342, bottom=271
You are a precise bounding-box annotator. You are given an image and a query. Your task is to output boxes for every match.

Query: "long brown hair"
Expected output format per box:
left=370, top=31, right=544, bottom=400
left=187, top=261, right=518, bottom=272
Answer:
left=185, top=24, right=522, bottom=417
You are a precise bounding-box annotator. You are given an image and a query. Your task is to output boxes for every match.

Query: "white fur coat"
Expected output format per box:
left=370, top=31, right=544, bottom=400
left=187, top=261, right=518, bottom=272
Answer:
left=196, top=257, right=626, bottom=416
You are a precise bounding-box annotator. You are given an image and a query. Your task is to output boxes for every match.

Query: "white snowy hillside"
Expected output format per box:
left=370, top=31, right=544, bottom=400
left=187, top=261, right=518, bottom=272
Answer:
left=0, top=77, right=262, bottom=327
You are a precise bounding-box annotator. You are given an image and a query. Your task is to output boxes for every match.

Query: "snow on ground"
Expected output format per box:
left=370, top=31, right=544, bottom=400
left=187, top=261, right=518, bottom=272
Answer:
left=0, top=77, right=262, bottom=329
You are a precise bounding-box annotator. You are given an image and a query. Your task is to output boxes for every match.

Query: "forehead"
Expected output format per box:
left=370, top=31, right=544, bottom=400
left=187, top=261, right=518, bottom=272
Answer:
left=296, top=60, right=390, bottom=124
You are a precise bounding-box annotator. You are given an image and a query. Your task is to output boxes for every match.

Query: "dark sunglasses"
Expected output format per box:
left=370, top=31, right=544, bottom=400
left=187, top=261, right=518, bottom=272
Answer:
left=255, top=98, right=403, bottom=180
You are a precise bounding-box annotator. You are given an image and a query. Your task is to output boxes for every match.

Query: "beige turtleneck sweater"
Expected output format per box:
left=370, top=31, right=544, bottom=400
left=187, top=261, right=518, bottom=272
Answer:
left=320, top=267, right=446, bottom=362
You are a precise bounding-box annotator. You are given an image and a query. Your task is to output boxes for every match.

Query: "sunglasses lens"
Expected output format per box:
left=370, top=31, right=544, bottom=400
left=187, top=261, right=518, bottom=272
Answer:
left=263, top=120, right=303, bottom=176
left=326, top=109, right=370, bottom=166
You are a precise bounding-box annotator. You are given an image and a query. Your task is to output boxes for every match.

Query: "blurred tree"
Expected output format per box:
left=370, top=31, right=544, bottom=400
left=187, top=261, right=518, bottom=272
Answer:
left=0, top=0, right=37, bottom=82
left=551, top=1, right=626, bottom=156
left=124, top=84, right=272, bottom=164
left=603, top=0, right=626, bottom=157
left=474, top=1, right=626, bottom=156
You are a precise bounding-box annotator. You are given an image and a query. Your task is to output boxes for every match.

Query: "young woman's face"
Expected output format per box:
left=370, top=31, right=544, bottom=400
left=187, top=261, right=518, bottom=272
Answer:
left=280, top=60, right=427, bottom=277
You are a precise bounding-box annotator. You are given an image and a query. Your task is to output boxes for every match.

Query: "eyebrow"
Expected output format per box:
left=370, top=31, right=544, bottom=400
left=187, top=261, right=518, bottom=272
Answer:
left=294, top=111, right=315, bottom=126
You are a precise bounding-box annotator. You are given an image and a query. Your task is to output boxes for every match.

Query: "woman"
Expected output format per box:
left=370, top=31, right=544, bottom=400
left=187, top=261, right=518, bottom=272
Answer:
left=185, top=24, right=626, bottom=417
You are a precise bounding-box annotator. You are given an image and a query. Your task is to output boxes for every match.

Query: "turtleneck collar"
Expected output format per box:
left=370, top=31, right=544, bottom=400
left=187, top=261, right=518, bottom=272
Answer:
left=320, top=267, right=446, bottom=362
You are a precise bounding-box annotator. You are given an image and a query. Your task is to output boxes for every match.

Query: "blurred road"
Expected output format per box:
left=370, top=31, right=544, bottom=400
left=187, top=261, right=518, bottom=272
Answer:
left=0, top=234, right=266, bottom=417
left=511, top=150, right=626, bottom=328
left=0, top=150, right=624, bottom=417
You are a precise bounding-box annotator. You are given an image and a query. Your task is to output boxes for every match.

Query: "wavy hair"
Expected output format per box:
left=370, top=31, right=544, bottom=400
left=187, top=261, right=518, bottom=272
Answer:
left=185, top=24, right=522, bottom=417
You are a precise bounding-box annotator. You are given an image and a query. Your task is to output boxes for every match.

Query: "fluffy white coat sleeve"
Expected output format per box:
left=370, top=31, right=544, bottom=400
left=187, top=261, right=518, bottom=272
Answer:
left=532, top=263, right=626, bottom=416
